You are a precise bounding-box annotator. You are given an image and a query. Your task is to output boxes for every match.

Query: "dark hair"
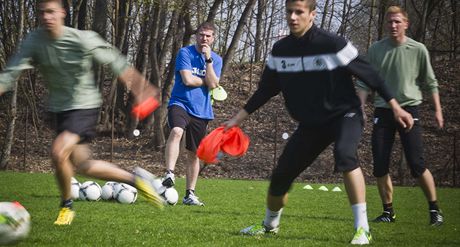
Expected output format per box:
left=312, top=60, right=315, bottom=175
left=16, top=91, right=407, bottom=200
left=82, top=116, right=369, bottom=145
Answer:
left=285, top=0, right=316, bottom=11
left=196, top=22, right=216, bottom=35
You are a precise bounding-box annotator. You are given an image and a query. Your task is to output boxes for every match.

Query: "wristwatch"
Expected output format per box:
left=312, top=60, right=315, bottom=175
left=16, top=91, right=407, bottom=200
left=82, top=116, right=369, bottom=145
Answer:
left=205, top=57, right=213, bottom=63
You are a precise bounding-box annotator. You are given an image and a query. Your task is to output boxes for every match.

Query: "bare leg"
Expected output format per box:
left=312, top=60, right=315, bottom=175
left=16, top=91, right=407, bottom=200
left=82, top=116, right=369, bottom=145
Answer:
left=343, top=167, right=369, bottom=232
left=343, top=167, right=366, bottom=204
left=71, top=144, right=134, bottom=184
left=418, top=169, right=437, bottom=202
left=376, top=174, right=393, bottom=204
left=267, top=193, right=288, bottom=211
left=185, top=150, right=200, bottom=191
left=51, top=131, right=80, bottom=201
left=165, top=127, right=184, bottom=171
left=263, top=193, right=288, bottom=229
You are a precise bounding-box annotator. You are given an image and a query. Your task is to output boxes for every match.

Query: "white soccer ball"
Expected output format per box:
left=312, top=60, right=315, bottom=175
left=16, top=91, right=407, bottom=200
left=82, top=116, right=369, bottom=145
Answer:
left=70, top=177, right=81, bottom=200
left=79, top=181, right=102, bottom=201
left=162, top=187, right=179, bottom=205
left=114, top=183, right=138, bottom=204
left=101, top=182, right=118, bottom=200
left=0, top=202, right=31, bottom=245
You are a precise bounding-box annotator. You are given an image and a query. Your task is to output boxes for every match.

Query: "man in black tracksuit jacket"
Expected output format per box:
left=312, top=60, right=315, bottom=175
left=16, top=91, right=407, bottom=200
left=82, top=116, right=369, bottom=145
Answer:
left=225, top=0, right=414, bottom=245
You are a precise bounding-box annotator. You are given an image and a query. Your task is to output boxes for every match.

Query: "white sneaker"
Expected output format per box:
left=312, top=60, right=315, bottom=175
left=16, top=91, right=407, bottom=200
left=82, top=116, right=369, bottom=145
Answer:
left=182, top=192, right=204, bottom=206
left=350, top=227, right=372, bottom=245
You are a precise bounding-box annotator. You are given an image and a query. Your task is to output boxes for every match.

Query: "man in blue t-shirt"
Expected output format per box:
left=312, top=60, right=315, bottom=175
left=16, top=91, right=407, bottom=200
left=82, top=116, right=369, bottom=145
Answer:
left=162, top=22, right=222, bottom=206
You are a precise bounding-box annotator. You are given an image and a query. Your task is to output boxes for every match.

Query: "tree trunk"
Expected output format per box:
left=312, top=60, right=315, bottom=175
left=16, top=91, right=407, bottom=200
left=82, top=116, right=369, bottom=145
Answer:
left=206, top=0, right=224, bottom=23
left=320, top=0, right=330, bottom=29
left=71, top=0, right=85, bottom=28
left=451, top=0, right=458, bottom=60
left=366, top=0, right=376, bottom=49
left=337, top=0, right=348, bottom=35
left=254, top=0, right=266, bottom=62
left=77, top=0, right=87, bottom=30
left=377, top=0, right=389, bottom=40
left=0, top=0, right=24, bottom=170
left=327, top=0, right=335, bottom=31
left=220, top=0, right=257, bottom=79
left=151, top=5, right=186, bottom=150
left=219, top=0, right=236, bottom=56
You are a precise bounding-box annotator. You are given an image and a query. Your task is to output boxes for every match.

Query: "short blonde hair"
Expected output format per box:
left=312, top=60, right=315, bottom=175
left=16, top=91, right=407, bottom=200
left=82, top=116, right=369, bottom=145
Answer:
left=386, top=6, right=409, bottom=21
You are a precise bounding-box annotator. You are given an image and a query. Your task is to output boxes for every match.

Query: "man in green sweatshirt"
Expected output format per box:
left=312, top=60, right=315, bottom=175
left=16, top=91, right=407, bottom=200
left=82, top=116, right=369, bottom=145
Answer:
left=357, top=5, right=444, bottom=226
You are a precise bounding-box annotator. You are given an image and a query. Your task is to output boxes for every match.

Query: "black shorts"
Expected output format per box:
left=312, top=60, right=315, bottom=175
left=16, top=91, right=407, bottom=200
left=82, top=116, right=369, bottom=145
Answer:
left=371, top=106, right=426, bottom=178
left=50, top=108, right=99, bottom=143
left=269, top=108, right=363, bottom=196
left=167, top=105, right=209, bottom=152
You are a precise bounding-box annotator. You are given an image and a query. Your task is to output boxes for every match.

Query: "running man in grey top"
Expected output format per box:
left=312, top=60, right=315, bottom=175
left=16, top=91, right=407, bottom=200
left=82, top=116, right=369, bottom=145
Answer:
left=0, top=0, right=164, bottom=225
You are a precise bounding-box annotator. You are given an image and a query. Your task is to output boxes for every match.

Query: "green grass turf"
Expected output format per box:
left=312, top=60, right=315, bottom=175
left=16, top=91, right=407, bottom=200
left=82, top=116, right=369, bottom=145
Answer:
left=0, top=171, right=459, bottom=246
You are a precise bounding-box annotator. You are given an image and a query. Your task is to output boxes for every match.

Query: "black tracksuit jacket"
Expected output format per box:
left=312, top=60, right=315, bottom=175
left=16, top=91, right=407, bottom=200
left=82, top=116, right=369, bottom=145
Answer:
left=243, top=25, right=394, bottom=127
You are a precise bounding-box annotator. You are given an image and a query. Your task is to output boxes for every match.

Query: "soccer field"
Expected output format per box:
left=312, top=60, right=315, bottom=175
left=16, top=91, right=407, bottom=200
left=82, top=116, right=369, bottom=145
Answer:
left=1, top=171, right=459, bottom=246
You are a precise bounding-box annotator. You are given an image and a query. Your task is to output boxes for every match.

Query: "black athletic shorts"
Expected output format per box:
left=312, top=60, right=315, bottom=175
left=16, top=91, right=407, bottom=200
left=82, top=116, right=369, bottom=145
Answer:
left=371, top=106, right=426, bottom=178
left=50, top=108, right=100, bottom=143
left=269, top=108, right=364, bottom=196
left=167, top=105, right=209, bottom=152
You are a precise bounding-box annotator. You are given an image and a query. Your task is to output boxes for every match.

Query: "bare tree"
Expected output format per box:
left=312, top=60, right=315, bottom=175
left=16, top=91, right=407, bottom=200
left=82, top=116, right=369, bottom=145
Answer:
left=0, top=0, right=25, bottom=170
left=320, top=0, right=330, bottom=29
left=221, top=0, right=257, bottom=79
left=254, top=0, right=266, bottom=62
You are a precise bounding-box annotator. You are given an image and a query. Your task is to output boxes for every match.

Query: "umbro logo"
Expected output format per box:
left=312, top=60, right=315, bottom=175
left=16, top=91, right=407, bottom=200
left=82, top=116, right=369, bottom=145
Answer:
left=344, top=112, right=356, bottom=118
left=314, top=57, right=326, bottom=69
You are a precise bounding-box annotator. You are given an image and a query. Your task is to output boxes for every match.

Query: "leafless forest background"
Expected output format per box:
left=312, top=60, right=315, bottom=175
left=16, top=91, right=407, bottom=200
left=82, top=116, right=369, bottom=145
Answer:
left=0, top=0, right=459, bottom=186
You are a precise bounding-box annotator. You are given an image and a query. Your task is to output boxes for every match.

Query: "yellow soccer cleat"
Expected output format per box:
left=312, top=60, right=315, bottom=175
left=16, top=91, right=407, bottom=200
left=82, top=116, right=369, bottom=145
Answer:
left=134, top=167, right=165, bottom=209
left=54, top=207, right=75, bottom=226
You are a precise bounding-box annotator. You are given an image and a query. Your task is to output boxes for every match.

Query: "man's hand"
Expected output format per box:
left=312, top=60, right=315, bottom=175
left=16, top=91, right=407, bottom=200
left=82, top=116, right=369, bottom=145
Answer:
left=388, top=99, right=414, bottom=130
left=435, top=110, right=444, bottom=129
left=200, top=44, right=211, bottom=60
left=393, top=107, right=414, bottom=130
left=118, top=67, right=161, bottom=120
left=223, top=109, right=249, bottom=130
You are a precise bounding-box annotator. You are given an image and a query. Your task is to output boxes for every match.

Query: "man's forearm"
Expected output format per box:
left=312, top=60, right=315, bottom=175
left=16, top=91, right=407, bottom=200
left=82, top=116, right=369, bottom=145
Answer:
left=204, top=63, right=219, bottom=89
left=431, top=92, right=442, bottom=112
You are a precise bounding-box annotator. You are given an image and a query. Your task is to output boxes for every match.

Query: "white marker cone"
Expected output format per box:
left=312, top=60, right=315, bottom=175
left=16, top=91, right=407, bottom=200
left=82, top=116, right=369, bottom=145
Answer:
left=303, top=184, right=313, bottom=190
left=332, top=186, right=342, bottom=192
left=318, top=185, right=329, bottom=191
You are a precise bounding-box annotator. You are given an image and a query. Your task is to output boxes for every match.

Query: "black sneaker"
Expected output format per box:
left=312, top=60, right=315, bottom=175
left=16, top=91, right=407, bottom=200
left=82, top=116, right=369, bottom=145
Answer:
left=373, top=211, right=396, bottom=223
left=429, top=210, right=443, bottom=226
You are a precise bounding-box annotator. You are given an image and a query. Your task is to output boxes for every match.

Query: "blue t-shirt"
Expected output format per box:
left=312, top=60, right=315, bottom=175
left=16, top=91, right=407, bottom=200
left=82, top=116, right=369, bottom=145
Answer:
left=168, top=45, right=222, bottom=120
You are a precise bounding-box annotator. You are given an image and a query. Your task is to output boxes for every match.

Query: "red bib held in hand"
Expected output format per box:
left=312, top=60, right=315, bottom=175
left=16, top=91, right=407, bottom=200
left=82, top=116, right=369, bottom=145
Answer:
left=131, top=97, right=160, bottom=120
left=197, top=126, right=250, bottom=164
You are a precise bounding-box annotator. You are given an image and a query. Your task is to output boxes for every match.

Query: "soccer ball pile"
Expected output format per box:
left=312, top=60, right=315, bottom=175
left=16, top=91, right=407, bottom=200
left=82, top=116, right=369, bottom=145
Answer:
left=0, top=202, right=31, bottom=245
left=101, top=181, right=138, bottom=204
left=71, top=176, right=179, bottom=205
left=72, top=178, right=137, bottom=204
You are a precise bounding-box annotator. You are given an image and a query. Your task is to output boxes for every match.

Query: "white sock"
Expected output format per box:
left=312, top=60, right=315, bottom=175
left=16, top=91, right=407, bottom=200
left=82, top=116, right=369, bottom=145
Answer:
left=263, top=208, right=283, bottom=229
left=351, top=203, right=369, bottom=232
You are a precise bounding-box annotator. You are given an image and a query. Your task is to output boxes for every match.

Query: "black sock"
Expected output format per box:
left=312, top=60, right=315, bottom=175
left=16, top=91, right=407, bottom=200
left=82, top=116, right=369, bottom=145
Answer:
left=166, top=169, right=174, bottom=174
left=185, top=189, right=195, bottom=197
left=428, top=201, right=439, bottom=211
left=383, top=203, right=394, bottom=214
left=61, top=199, right=73, bottom=209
